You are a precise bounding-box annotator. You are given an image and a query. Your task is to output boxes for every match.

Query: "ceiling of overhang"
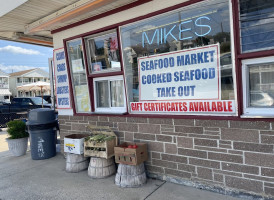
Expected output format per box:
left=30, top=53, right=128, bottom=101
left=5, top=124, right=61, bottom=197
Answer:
left=0, top=0, right=139, bottom=47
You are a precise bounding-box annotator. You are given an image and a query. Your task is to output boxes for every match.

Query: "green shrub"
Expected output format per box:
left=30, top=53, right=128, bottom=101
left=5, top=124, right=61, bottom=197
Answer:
left=6, top=120, right=29, bottom=139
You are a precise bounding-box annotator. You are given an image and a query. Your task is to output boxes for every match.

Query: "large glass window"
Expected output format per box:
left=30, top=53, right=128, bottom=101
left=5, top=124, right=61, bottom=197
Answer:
left=120, top=0, right=236, bottom=115
left=85, top=30, right=121, bottom=74
left=242, top=56, right=274, bottom=117
left=239, top=0, right=274, bottom=52
left=67, top=39, right=91, bottom=113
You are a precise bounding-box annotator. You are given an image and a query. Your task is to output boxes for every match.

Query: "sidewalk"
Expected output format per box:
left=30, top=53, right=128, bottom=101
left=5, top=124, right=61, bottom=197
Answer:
left=0, top=150, right=241, bottom=200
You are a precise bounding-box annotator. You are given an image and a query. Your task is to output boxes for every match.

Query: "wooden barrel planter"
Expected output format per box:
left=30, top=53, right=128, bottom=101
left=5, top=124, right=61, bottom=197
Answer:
left=115, top=163, right=147, bottom=188
left=66, top=153, right=89, bottom=173
left=88, top=157, right=116, bottom=178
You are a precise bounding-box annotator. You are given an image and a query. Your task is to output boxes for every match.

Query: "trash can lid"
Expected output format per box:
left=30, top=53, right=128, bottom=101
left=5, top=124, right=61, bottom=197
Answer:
left=27, top=108, right=56, bottom=125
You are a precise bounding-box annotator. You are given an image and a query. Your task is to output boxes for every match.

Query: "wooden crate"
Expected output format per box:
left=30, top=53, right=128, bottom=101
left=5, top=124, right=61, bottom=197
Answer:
left=84, top=125, right=117, bottom=159
left=114, top=142, right=148, bottom=165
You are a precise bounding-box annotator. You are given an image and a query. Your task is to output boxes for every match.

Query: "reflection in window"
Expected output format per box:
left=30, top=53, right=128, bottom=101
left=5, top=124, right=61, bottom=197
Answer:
left=67, top=39, right=91, bottom=113
left=248, top=63, right=274, bottom=107
left=85, top=30, right=121, bottom=73
left=120, top=0, right=234, bottom=104
left=240, top=0, right=274, bottom=52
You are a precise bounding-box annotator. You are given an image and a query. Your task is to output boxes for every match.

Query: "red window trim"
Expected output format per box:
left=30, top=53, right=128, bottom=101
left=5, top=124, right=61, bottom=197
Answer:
left=61, top=0, right=274, bottom=121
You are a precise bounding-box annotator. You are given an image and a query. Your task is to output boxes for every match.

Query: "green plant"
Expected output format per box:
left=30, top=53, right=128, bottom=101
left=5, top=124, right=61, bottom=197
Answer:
left=6, top=120, right=29, bottom=139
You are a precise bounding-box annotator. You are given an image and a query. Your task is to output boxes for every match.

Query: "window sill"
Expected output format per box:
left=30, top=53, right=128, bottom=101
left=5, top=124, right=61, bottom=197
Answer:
left=241, top=114, right=274, bottom=119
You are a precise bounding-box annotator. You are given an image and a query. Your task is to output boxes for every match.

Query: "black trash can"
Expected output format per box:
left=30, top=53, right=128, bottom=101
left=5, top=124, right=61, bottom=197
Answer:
left=26, top=108, right=58, bottom=160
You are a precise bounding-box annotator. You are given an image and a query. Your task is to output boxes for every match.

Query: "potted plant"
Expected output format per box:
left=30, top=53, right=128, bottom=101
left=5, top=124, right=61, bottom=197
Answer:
left=6, top=120, right=29, bottom=156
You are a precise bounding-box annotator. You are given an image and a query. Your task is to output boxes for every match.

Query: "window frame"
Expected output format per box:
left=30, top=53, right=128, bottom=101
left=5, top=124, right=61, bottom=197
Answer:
left=66, top=37, right=92, bottom=114
left=84, top=29, right=121, bottom=75
left=241, top=56, right=274, bottom=118
left=93, top=75, right=127, bottom=114
left=119, top=0, right=238, bottom=116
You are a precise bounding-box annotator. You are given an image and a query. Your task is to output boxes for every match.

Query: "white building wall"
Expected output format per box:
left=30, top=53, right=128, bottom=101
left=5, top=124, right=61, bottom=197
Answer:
left=52, top=0, right=187, bottom=116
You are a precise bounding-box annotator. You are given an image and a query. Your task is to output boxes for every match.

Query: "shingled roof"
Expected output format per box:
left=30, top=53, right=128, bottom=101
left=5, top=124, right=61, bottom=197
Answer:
left=9, top=69, right=36, bottom=77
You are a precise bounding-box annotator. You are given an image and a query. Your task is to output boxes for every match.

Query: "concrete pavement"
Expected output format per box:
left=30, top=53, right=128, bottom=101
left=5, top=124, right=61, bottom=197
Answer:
left=0, top=129, right=241, bottom=200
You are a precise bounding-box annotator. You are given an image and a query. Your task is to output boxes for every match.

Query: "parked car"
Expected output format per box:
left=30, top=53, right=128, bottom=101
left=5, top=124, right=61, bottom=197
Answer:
left=0, top=97, right=51, bottom=113
left=37, top=95, right=52, bottom=104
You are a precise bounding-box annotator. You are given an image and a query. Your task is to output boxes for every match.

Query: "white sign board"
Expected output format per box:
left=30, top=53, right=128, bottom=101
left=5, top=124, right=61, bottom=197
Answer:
left=138, top=44, right=221, bottom=101
left=130, top=100, right=236, bottom=114
left=53, top=48, right=71, bottom=109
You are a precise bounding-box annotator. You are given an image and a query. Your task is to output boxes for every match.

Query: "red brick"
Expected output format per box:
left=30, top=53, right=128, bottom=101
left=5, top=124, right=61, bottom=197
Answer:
left=195, top=146, right=227, bottom=153
left=196, top=120, right=228, bottom=128
left=230, top=121, right=270, bottom=130
left=165, top=168, right=191, bottom=179
left=127, top=117, right=148, bottom=123
left=260, top=130, right=274, bottom=135
left=222, top=163, right=259, bottom=175
left=151, top=152, right=161, bottom=159
left=71, top=123, right=88, bottom=131
left=134, top=133, right=155, bottom=141
left=165, top=143, right=177, bottom=154
left=178, top=164, right=195, bottom=172
left=147, top=141, right=164, bottom=152
left=177, top=137, right=193, bottom=148
left=161, top=154, right=187, bottom=163
left=109, top=116, right=126, bottom=122
left=174, top=119, right=194, bottom=126
left=214, top=173, right=224, bottom=182
left=152, top=159, right=177, bottom=169
left=189, top=158, right=220, bottom=169
left=197, top=167, right=213, bottom=180
left=161, top=125, right=174, bottom=132
left=98, top=116, right=109, bottom=121
left=175, top=126, right=203, bottom=134
left=139, top=124, right=160, bottom=134
left=69, top=116, right=84, bottom=121
left=148, top=118, right=173, bottom=125
left=261, top=168, right=274, bottom=177
left=208, top=152, right=243, bottom=163
left=233, top=142, right=273, bottom=153
left=225, top=176, right=263, bottom=193
left=60, top=124, right=71, bottom=131
left=188, top=133, right=220, bottom=140
left=118, top=123, right=138, bottom=132
left=194, top=138, right=217, bottom=147
left=146, top=165, right=164, bottom=174
left=245, top=152, right=274, bottom=168
left=84, top=116, right=98, bottom=121
left=178, top=148, right=207, bottom=158
left=261, top=135, right=274, bottom=144
left=221, top=128, right=259, bottom=142
left=124, top=132, right=134, bottom=142
left=156, top=135, right=172, bottom=142
left=265, top=187, right=274, bottom=196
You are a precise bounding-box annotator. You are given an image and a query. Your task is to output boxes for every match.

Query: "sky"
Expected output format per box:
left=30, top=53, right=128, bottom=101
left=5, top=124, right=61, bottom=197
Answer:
left=0, top=39, right=53, bottom=74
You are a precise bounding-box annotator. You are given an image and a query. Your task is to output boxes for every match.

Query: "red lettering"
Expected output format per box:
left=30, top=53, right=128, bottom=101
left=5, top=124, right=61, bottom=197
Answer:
left=212, top=102, right=217, bottom=111
left=199, top=102, right=204, bottom=111
left=228, top=101, right=233, bottom=112
left=183, top=102, right=187, bottom=111
left=217, top=102, right=223, bottom=111
left=189, top=102, right=194, bottom=111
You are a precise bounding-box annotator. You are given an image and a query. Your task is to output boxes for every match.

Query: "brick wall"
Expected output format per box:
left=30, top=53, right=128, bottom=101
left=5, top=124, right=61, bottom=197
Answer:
left=59, top=115, right=274, bottom=198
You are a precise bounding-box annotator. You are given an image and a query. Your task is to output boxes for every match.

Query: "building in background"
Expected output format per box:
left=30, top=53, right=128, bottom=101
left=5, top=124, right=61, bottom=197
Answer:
left=9, top=68, right=50, bottom=97
left=0, top=69, right=11, bottom=103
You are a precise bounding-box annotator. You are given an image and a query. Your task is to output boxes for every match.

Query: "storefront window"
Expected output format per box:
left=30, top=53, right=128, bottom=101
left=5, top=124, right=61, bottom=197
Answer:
left=121, top=0, right=236, bottom=115
left=85, top=30, right=121, bottom=74
left=93, top=75, right=126, bottom=113
left=67, top=39, right=91, bottom=113
left=242, top=56, right=274, bottom=117
left=239, top=0, right=274, bottom=53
